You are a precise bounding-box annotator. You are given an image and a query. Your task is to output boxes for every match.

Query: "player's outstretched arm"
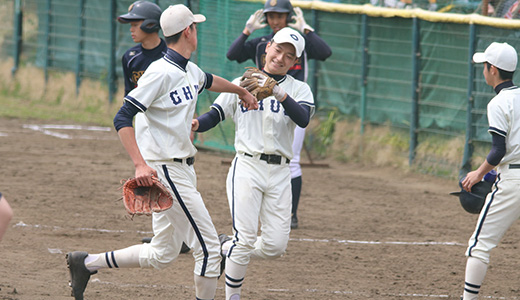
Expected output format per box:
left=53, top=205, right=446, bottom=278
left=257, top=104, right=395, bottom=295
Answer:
left=208, top=75, right=258, bottom=110
left=0, top=194, right=13, bottom=242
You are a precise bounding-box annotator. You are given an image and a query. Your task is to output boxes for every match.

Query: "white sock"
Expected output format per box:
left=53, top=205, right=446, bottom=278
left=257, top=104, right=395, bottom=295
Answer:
left=225, top=259, right=247, bottom=300
left=462, top=257, right=488, bottom=300
left=194, top=274, right=217, bottom=300
left=85, top=244, right=142, bottom=271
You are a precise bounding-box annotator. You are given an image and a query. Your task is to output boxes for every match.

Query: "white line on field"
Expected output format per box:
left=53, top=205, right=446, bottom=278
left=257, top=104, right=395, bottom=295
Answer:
left=13, top=221, right=464, bottom=247
left=87, top=279, right=520, bottom=299
left=22, top=124, right=115, bottom=140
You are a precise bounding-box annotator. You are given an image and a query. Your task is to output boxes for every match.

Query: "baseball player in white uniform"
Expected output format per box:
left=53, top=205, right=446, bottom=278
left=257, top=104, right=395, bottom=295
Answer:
left=192, top=27, right=314, bottom=300
left=65, top=5, right=257, bottom=300
left=460, top=42, right=520, bottom=300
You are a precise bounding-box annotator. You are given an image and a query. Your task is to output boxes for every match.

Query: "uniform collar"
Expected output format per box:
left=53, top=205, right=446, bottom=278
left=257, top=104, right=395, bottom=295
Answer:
left=494, top=80, right=514, bottom=94
left=262, top=70, right=286, bottom=83
left=164, top=48, right=189, bottom=71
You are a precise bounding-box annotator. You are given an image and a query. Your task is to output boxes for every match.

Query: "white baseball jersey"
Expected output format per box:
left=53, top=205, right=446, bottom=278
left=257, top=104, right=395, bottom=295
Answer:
left=125, top=51, right=207, bottom=161
left=123, top=49, right=221, bottom=280
left=212, top=74, right=314, bottom=270
left=211, top=75, right=315, bottom=159
left=467, top=84, right=520, bottom=265
left=487, top=86, right=520, bottom=167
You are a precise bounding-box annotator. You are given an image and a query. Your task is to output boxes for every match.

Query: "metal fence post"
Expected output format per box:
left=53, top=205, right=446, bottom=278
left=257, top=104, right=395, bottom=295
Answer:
left=409, top=17, right=420, bottom=166
left=11, top=0, right=23, bottom=76
left=75, top=0, right=85, bottom=94
left=360, top=14, right=368, bottom=135
left=108, top=0, right=117, bottom=103
left=44, top=0, right=52, bottom=83
left=461, top=24, right=477, bottom=177
left=311, top=9, right=319, bottom=103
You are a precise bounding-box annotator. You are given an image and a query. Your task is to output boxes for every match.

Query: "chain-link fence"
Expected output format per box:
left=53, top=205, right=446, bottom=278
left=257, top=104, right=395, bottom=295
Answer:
left=2, top=0, right=520, bottom=176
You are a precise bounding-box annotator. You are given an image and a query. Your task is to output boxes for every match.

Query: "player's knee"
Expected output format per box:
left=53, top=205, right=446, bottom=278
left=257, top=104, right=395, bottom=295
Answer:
left=141, top=244, right=178, bottom=269
left=150, top=254, right=176, bottom=269
left=261, top=242, right=287, bottom=259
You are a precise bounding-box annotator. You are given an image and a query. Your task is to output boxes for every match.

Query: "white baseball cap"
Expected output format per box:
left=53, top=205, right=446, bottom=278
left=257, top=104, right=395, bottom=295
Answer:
left=272, top=27, right=305, bottom=58
left=473, top=42, right=518, bottom=72
left=160, top=4, right=206, bottom=37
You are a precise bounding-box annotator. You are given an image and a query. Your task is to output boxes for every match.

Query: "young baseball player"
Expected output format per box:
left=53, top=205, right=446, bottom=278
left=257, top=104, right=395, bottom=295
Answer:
left=118, top=0, right=191, bottom=254
left=118, top=0, right=167, bottom=97
left=0, top=192, right=13, bottom=242
left=193, top=27, right=314, bottom=300
left=460, top=42, right=520, bottom=300
left=65, top=5, right=258, bottom=300
left=227, top=0, right=331, bottom=229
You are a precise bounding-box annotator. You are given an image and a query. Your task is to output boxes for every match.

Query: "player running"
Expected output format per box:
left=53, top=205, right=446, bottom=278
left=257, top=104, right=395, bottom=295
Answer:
left=226, top=0, right=331, bottom=229
left=65, top=5, right=257, bottom=300
left=460, top=42, right=520, bottom=300
left=193, top=27, right=314, bottom=300
left=118, top=0, right=191, bottom=254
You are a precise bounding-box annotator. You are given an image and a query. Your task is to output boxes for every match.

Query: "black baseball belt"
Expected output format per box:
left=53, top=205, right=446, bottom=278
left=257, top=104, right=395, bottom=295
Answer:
left=243, top=153, right=290, bottom=165
left=173, top=157, right=195, bottom=166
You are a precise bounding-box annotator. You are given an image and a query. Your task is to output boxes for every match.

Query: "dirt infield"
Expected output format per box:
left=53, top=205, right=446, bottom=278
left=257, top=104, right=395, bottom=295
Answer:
left=1, top=117, right=520, bottom=300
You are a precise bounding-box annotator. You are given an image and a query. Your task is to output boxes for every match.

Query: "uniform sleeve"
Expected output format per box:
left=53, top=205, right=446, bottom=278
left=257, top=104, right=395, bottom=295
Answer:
left=487, top=99, right=509, bottom=137
left=304, top=31, right=332, bottom=61
left=292, top=81, right=316, bottom=118
left=124, top=67, right=164, bottom=111
left=486, top=132, right=506, bottom=166
left=226, top=33, right=260, bottom=63
left=122, top=54, right=133, bottom=96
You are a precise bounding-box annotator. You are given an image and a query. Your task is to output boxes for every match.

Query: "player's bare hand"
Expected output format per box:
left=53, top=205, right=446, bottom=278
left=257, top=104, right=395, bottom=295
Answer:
left=461, top=171, right=482, bottom=192
left=135, top=164, right=157, bottom=187
left=239, top=89, right=259, bottom=110
left=191, top=119, right=199, bottom=132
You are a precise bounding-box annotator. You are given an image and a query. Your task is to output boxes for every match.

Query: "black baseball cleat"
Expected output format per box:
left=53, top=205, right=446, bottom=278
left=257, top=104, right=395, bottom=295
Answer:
left=218, top=234, right=232, bottom=278
left=291, top=214, right=299, bottom=229
left=180, top=242, right=191, bottom=254
left=66, top=251, right=97, bottom=300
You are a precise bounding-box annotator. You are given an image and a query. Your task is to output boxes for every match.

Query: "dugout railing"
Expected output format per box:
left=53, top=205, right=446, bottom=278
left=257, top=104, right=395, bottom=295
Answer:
left=2, top=0, right=520, bottom=177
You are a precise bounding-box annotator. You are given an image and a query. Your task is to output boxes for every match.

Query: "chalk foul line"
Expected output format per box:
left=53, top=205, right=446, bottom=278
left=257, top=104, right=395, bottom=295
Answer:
left=14, top=221, right=464, bottom=246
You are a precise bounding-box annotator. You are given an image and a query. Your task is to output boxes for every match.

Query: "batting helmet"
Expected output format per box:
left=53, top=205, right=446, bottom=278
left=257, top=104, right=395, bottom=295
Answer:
left=118, top=1, right=162, bottom=33
left=263, top=0, right=294, bottom=22
left=450, top=178, right=493, bottom=214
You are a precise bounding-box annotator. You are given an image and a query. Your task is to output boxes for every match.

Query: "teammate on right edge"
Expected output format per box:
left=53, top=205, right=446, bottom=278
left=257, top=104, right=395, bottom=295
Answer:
left=226, top=0, right=331, bottom=229
left=459, top=42, right=520, bottom=300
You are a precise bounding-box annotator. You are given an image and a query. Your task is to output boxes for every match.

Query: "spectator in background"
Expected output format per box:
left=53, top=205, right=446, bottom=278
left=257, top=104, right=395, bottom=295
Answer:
left=226, top=0, right=332, bottom=229
left=0, top=192, right=14, bottom=242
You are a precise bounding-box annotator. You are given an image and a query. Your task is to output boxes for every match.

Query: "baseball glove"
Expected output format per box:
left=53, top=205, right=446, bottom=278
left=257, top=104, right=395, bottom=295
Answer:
left=239, top=67, right=277, bottom=101
left=121, top=177, right=173, bottom=217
